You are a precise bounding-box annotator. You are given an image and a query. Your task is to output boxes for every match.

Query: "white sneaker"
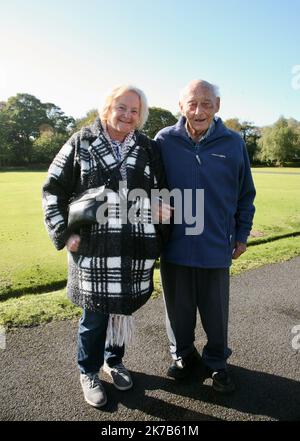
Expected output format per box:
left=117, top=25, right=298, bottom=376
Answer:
left=80, top=373, right=107, bottom=408
left=103, top=362, right=133, bottom=391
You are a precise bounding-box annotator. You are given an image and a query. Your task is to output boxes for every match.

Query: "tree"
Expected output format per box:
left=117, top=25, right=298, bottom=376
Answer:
left=44, top=102, right=75, bottom=134
left=224, top=118, right=260, bottom=163
left=224, top=118, right=242, bottom=132
left=287, top=118, right=300, bottom=137
left=240, top=121, right=261, bottom=163
left=73, top=109, right=98, bottom=132
left=0, top=106, right=11, bottom=166
left=142, top=107, right=177, bottom=139
left=2, top=93, right=48, bottom=164
left=1, top=93, right=75, bottom=165
left=257, top=117, right=299, bottom=165
left=32, top=132, right=68, bottom=164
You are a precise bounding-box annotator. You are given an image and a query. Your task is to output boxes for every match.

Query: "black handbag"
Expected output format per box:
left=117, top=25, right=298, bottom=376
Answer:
left=67, top=185, right=107, bottom=231
left=67, top=138, right=142, bottom=232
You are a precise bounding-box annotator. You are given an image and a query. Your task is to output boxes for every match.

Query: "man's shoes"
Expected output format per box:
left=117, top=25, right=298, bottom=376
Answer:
left=80, top=373, right=107, bottom=408
left=206, top=368, right=235, bottom=394
left=103, top=362, right=133, bottom=391
left=167, top=350, right=202, bottom=380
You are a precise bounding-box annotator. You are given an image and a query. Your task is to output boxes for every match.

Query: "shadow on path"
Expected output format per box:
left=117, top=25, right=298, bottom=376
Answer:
left=97, top=365, right=300, bottom=421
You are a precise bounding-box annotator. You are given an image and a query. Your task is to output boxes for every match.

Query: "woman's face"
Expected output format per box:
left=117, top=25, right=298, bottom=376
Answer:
left=107, top=91, right=141, bottom=139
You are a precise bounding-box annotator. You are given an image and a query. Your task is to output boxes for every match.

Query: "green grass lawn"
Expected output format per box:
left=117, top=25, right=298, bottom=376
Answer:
left=0, top=171, right=67, bottom=298
left=252, top=167, right=300, bottom=173
left=0, top=168, right=300, bottom=328
left=1, top=235, right=300, bottom=329
left=249, top=171, right=300, bottom=242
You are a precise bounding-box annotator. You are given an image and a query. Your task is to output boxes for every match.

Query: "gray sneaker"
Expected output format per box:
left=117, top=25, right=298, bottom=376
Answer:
left=80, top=373, right=107, bottom=408
left=103, top=362, right=133, bottom=391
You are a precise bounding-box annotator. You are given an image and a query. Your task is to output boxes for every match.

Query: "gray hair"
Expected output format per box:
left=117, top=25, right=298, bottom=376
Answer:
left=179, top=79, right=220, bottom=103
left=99, top=84, right=149, bottom=130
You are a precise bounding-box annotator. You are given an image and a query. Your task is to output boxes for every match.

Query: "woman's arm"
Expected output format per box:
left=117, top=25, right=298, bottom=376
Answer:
left=42, top=133, right=80, bottom=250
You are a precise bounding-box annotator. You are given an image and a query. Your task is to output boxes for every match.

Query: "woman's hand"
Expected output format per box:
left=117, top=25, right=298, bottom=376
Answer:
left=66, top=234, right=81, bottom=252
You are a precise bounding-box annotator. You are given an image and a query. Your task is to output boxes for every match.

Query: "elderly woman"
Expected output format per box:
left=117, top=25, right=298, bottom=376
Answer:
left=42, top=85, right=170, bottom=408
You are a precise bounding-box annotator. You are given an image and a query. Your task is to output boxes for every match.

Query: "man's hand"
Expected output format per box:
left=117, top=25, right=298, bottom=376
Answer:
left=66, top=234, right=81, bottom=252
left=152, top=199, right=174, bottom=223
left=232, top=241, right=247, bottom=259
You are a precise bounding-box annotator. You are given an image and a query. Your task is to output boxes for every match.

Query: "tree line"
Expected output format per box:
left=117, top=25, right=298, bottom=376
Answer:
left=0, top=93, right=299, bottom=167
left=225, top=117, right=300, bottom=166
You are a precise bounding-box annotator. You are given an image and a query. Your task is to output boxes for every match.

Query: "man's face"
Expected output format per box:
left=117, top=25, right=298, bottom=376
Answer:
left=179, top=85, right=220, bottom=137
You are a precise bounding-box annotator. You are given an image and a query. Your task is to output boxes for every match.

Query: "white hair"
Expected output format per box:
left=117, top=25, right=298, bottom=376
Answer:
left=179, top=79, right=220, bottom=103
left=99, top=84, right=149, bottom=130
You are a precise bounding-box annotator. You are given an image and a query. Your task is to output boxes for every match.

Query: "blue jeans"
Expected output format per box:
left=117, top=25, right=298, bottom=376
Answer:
left=77, top=309, right=125, bottom=374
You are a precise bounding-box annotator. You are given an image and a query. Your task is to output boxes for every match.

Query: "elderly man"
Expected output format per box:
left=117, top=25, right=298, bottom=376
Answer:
left=155, top=79, right=256, bottom=394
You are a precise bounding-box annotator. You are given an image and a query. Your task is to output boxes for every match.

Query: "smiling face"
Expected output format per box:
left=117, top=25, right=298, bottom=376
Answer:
left=106, top=91, right=141, bottom=141
left=180, top=84, right=220, bottom=140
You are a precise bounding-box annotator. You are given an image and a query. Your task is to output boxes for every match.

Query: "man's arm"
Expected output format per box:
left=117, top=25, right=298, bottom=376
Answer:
left=233, top=142, right=256, bottom=258
left=149, top=138, right=173, bottom=244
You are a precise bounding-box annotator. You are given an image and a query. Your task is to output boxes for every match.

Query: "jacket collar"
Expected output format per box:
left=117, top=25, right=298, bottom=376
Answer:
left=172, top=116, right=232, bottom=144
left=83, top=118, right=138, bottom=180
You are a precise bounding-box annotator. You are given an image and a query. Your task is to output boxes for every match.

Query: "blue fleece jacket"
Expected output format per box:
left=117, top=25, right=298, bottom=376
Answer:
left=155, top=116, right=256, bottom=268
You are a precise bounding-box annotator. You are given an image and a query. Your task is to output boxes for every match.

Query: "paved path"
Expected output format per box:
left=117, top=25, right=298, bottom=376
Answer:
left=1, top=258, right=300, bottom=421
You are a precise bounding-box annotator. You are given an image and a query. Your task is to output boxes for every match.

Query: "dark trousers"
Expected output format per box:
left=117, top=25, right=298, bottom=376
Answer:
left=77, top=309, right=124, bottom=374
left=160, top=260, right=232, bottom=370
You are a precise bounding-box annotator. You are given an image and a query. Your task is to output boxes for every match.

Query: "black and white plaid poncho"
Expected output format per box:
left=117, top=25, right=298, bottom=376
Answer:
left=42, top=118, right=168, bottom=315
